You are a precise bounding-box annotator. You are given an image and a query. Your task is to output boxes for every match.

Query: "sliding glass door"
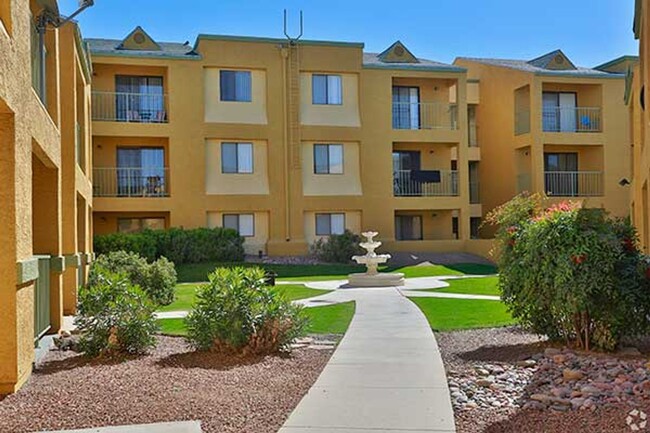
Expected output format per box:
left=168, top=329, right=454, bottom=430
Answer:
left=392, top=86, right=420, bottom=129
left=116, top=147, right=166, bottom=196
left=115, top=75, right=164, bottom=122
left=542, top=92, right=577, bottom=132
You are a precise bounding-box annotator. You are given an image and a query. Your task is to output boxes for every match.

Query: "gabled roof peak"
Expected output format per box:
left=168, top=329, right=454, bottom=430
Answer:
left=117, top=26, right=161, bottom=51
left=377, top=41, right=419, bottom=64
left=528, top=49, right=576, bottom=71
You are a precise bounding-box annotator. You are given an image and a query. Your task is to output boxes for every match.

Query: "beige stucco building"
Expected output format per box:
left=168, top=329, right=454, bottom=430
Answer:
left=0, top=0, right=93, bottom=394
left=455, top=52, right=631, bottom=236
left=88, top=30, right=490, bottom=257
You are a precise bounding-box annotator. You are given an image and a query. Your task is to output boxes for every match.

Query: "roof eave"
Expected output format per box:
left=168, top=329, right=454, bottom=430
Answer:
left=363, top=64, right=466, bottom=73
left=89, top=51, right=202, bottom=61
left=194, top=34, right=364, bottom=50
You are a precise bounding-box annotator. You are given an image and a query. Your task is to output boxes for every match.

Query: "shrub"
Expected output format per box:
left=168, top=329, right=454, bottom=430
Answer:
left=93, top=227, right=245, bottom=265
left=184, top=266, right=307, bottom=355
left=76, top=267, right=158, bottom=356
left=486, top=193, right=650, bottom=351
left=90, top=251, right=177, bottom=305
left=310, top=230, right=364, bottom=263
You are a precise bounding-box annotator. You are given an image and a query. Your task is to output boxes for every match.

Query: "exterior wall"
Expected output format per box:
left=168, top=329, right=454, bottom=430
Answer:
left=90, top=36, right=473, bottom=256
left=455, top=58, right=631, bottom=238
left=0, top=0, right=91, bottom=395
left=207, top=211, right=269, bottom=254
left=303, top=210, right=362, bottom=245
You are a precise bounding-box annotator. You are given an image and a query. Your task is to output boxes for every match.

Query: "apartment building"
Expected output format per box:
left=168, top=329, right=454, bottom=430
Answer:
left=88, top=29, right=490, bottom=256
left=455, top=51, right=631, bottom=235
left=0, top=0, right=93, bottom=394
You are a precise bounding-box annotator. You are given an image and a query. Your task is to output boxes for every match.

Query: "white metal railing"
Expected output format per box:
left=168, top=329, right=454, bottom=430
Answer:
left=93, top=167, right=169, bottom=197
left=91, top=91, right=168, bottom=123
left=392, top=102, right=458, bottom=130
left=515, top=109, right=531, bottom=135
left=542, top=107, right=601, bottom=133
left=393, top=170, right=458, bottom=197
left=544, top=171, right=603, bottom=197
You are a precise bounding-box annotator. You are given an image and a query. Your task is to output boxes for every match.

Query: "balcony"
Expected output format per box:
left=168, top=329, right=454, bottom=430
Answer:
left=392, top=102, right=458, bottom=130
left=544, top=171, right=603, bottom=197
left=542, top=107, right=601, bottom=133
left=393, top=170, right=458, bottom=197
left=91, top=91, right=168, bottom=123
left=93, top=167, right=169, bottom=197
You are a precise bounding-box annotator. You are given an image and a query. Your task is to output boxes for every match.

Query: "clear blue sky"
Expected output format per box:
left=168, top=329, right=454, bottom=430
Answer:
left=60, top=0, right=637, bottom=67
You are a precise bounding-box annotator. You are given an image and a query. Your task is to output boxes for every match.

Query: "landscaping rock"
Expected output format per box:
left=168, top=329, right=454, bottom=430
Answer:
left=562, top=369, right=584, bottom=381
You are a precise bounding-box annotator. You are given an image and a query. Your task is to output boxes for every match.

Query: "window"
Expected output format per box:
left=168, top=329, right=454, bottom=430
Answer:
left=221, top=143, right=253, bottom=173
left=395, top=215, right=422, bottom=241
left=118, top=217, right=165, bottom=234
left=313, top=144, right=343, bottom=174
left=31, top=15, right=45, bottom=101
left=470, top=217, right=482, bottom=239
left=220, top=70, right=252, bottom=102
left=312, top=74, right=342, bottom=105
left=115, top=75, right=165, bottom=122
left=315, top=213, right=345, bottom=236
left=223, top=214, right=254, bottom=237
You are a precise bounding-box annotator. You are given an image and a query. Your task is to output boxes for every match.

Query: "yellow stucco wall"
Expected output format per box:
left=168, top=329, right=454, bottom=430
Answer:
left=204, top=68, right=267, bottom=124
left=205, top=139, right=270, bottom=195
left=303, top=211, right=362, bottom=245
left=0, top=1, right=92, bottom=394
left=300, top=72, right=361, bottom=127
left=207, top=211, right=269, bottom=254
left=301, top=141, right=362, bottom=196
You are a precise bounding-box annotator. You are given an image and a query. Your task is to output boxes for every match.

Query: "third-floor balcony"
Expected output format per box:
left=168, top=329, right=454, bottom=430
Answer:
left=392, top=102, right=458, bottom=131
left=393, top=169, right=458, bottom=197
left=93, top=167, right=170, bottom=197
left=91, top=91, right=169, bottom=123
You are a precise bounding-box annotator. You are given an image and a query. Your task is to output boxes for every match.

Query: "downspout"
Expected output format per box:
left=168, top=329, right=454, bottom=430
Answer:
left=280, top=45, right=290, bottom=241
left=37, top=16, right=47, bottom=105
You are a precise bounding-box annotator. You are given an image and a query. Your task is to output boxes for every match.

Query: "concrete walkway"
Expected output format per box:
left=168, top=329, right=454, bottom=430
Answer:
left=279, top=287, right=456, bottom=433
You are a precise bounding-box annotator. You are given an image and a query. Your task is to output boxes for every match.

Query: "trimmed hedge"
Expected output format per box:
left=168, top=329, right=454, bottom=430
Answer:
left=94, top=227, right=245, bottom=265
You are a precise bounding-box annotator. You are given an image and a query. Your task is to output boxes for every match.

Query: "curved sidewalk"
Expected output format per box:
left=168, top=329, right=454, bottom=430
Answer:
left=278, top=287, right=456, bottom=433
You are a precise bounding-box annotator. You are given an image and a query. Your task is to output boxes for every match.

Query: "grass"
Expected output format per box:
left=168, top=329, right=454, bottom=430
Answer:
left=409, top=297, right=515, bottom=331
left=157, top=301, right=356, bottom=337
left=176, top=262, right=497, bottom=283
left=429, top=276, right=501, bottom=296
left=157, top=283, right=330, bottom=312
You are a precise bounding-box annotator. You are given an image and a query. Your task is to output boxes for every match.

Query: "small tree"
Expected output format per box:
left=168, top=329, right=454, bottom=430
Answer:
left=184, top=267, right=307, bottom=355
left=486, top=193, right=650, bottom=351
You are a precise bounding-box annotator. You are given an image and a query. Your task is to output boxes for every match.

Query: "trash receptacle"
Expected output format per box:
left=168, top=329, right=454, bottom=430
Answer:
left=264, top=271, right=277, bottom=286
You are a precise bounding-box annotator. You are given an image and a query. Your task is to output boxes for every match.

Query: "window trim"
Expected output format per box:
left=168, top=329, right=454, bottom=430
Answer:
left=221, top=142, right=254, bottom=174
left=219, top=70, right=252, bottom=102
left=223, top=213, right=255, bottom=237
left=313, top=143, right=344, bottom=175
left=312, top=74, right=343, bottom=105
left=315, top=213, right=346, bottom=236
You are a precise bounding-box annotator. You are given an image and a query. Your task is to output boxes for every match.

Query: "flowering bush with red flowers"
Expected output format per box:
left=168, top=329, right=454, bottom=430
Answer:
left=486, top=193, right=650, bottom=351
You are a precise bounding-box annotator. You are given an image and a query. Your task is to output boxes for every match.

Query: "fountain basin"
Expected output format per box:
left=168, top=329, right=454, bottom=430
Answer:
left=348, top=271, right=405, bottom=287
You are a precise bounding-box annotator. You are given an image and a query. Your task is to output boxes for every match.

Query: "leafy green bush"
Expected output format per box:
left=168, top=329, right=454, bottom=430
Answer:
left=487, top=193, right=650, bottom=351
left=310, top=230, right=364, bottom=263
left=185, top=266, right=307, bottom=355
left=93, top=227, right=245, bottom=265
left=76, top=268, right=158, bottom=356
left=90, top=251, right=177, bottom=305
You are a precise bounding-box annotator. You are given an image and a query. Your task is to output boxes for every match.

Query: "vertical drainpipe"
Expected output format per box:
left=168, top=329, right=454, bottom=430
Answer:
left=280, top=45, right=291, bottom=242
left=37, top=15, right=47, bottom=106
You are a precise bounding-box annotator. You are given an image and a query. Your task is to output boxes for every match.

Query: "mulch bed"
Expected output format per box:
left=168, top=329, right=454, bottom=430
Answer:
left=436, top=327, right=650, bottom=433
left=0, top=336, right=331, bottom=433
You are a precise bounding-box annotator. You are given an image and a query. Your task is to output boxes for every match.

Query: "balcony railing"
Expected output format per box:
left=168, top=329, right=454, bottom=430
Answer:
left=393, top=170, right=458, bottom=197
left=93, top=167, right=169, bottom=197
left=544, top=171, right=603, bottom=197
left=91, top=91, right=168, bottom=123
left=392, top=102, right=458, bottom=130
left=542, top=107, right=601, bottom=133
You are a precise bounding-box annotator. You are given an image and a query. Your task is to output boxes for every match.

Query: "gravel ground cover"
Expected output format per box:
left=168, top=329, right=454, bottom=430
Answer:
left=436, top=327, right=650, bottom=433
left=0, top=336, right=331, bottom=433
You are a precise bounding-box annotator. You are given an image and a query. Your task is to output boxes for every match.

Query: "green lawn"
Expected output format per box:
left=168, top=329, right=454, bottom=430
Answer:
left=157, top=283, right=330, bottom=312
left=409, top=297, right=515, bottom=331
left=157, top=301, right=356, bottom=336
left=429, top=276, right=501, bottom=296
left=176, top=262, right=497, bottom=283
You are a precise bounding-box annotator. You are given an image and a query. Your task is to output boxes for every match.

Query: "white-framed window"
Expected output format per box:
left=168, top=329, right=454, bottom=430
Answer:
left=315, top=213, right=345, bottom=236
left=312, top=74, right=342, bottom=105
left=223, top=213, right=255, bottom=237
left=221, top=142, right=253, bottom=173
left=313, top=144, right=343, bottom=174
left=220, top=70, right=252, bottom=102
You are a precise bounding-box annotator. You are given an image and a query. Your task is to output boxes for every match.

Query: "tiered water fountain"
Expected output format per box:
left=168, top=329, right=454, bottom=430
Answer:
left=348, top=231, right=405, bottom=287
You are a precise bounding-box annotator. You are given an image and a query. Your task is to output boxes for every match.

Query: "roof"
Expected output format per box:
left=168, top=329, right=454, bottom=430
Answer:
left=363, top=53, right=464, bottom=73
left=456, top=54, right=624, bottom=79
left=594, top=55, right=639, bottom=73
left=634, top=0, right=642, bottom=39
left=86, top=38, right=200, bottom=60
left=194, top=34, right=364, bottom=49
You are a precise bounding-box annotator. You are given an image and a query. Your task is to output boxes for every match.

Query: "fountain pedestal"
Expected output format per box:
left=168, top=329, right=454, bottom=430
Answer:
left=348, top=231, right=404, bottom=287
